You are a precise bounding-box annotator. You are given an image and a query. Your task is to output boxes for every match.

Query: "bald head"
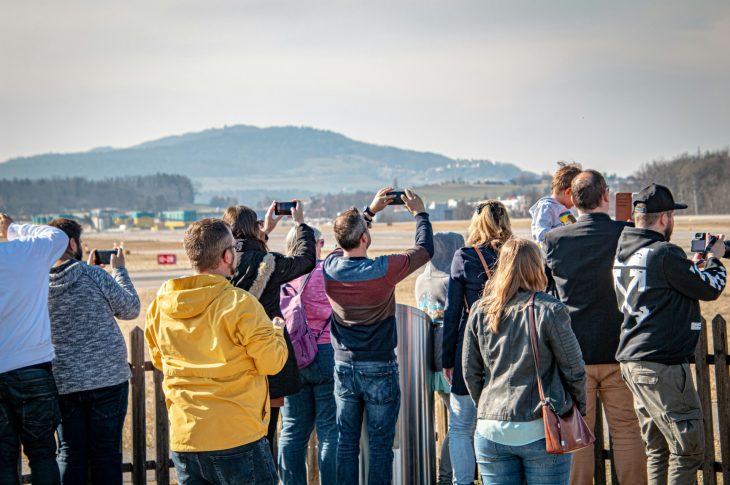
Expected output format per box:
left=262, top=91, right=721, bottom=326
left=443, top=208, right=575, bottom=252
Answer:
left=571, top=170, right=609, bottom=213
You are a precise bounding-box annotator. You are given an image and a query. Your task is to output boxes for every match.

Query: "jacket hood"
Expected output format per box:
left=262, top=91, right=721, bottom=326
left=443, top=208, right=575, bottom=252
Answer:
left=616, top=226, right=665, bottom=262
left=156, top=274, right=232, bottom=319
left=528, top=196, right=561, bottom=217
left=431, top=232, right=465, bottom=273
left=48, top=259, right=84, bottom=295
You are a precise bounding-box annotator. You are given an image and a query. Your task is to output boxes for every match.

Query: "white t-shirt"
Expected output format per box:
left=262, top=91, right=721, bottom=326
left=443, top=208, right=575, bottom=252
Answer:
left=0, top=223, right=68, bottom=373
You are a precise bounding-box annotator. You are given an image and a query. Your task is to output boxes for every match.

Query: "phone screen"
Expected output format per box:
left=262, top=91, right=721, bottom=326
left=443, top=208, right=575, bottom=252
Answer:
left=386, top=191, right=406, bottom=205
left=275, top=201, right=296, bottom=215
left=95, top=249, right=117, bottom=265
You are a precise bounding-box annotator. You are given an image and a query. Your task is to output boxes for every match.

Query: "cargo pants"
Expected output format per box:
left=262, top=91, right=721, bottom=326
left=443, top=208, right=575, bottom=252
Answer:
left=620, top=361, right=704, bottom=485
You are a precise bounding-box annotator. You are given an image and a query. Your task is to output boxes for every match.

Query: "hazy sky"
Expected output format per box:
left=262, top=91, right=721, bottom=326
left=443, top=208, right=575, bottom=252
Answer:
left=1, top=0, right=729, bottom=175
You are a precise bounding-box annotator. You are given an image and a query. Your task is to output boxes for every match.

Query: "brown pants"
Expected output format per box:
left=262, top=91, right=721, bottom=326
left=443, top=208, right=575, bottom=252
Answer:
left=570, top=364, right=647, bottom=485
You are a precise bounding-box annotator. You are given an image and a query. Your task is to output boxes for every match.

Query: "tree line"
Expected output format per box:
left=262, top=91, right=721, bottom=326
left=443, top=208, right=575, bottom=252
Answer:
left=626, top=149, right=729, bottom=215
left=0, top=174, right=194, bottom=216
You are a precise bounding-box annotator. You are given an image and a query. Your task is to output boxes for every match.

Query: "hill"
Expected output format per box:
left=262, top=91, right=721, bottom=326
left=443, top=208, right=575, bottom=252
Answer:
left=0, top=125, right=528, bottom=200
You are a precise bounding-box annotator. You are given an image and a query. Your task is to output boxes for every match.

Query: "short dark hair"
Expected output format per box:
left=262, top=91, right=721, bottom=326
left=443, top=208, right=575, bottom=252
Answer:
left=183, top=218, right=233, bottom=272
left=48, top=218, right=82, bottom=246
left=571, top=170, right=608, bottom=211
left=634, top=206, right=667, bottom=228
left=333, top=208, right=367, bottom=250
left=552, top=162, right=582, bottom=194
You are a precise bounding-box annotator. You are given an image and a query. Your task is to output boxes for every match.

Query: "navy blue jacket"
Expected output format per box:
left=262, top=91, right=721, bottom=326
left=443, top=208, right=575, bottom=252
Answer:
left=442, top=245, right=497, bottom=395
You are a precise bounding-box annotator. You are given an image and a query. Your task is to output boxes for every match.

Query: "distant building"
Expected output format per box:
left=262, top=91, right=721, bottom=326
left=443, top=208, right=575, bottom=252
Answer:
left=427, top=200, right=459, bottom=221
left=161, top=210, right=197, bottom=230
left=130, top=211, right=157, bottom=229
left=32, top=214, right=77, bottom=225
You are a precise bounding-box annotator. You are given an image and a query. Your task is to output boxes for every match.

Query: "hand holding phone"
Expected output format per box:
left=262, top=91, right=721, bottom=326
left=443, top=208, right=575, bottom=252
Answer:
left=274, top=201, right=297, bottom=216
left=91, top=249, right=117, bottom=266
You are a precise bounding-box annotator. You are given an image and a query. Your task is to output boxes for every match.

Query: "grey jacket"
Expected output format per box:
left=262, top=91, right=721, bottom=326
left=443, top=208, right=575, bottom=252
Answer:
left=462, top=291, right=587, bottom=421
left=48, top=260, right=140, bottom=395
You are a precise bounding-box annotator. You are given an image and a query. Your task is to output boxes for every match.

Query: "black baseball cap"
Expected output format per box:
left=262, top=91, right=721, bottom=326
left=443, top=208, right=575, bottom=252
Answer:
left=633, top=183, right=688, bottom=214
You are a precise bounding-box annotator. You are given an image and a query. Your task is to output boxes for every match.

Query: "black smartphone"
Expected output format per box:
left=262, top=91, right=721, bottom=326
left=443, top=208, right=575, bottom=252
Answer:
left=386, top=190, right=406, bottom=205
left=94, top=249, right=117, bottom=265
left=275, top=201, right=296, bottom=215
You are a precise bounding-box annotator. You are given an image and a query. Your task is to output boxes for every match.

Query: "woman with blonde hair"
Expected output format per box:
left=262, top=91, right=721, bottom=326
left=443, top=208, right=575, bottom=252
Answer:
left=441, top=200, right=512, bottom=484
left=462, top=238, right=586, bottom=484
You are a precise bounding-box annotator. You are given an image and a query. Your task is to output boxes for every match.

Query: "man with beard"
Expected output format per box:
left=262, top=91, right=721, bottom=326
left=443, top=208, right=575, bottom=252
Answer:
left=323, top=188, right=433, bottom=485
left=145, top=218, right=288, bottom=484
left=614, top=184, right=726, bottom=485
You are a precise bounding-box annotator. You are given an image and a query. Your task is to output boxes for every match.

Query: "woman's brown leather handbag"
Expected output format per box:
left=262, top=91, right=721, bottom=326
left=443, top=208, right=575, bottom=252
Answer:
left=528, top=293, right=595, bottom=454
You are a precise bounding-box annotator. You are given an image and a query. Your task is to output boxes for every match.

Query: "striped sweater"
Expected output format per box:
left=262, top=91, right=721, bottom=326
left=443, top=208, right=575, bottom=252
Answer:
left=323, top=213, right=433, bottom=362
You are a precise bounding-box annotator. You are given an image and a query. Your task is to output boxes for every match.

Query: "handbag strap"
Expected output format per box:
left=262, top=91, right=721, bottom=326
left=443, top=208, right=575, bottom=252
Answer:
left=527, top=293, right=548, bottom=404
left=473, top=245, right=492, bottom=279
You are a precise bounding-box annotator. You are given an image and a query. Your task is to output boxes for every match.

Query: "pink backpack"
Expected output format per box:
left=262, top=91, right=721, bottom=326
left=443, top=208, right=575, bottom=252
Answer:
left=280, top=272, right=328, bottom=369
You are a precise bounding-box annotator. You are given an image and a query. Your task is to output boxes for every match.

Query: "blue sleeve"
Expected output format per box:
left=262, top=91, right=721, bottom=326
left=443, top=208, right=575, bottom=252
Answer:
left=531, top=202, right=556, bottom=244
left=442, top=250, right=465, bottom=369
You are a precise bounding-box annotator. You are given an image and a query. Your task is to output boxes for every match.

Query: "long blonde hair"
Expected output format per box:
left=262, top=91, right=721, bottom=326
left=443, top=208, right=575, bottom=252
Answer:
left=466, top=200, right=512, bottom=251
left=480, top=238, right=548, bottom=333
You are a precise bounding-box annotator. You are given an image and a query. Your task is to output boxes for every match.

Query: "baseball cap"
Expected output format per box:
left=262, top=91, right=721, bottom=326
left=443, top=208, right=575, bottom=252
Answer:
left=633, top=183, right=688, bottom=214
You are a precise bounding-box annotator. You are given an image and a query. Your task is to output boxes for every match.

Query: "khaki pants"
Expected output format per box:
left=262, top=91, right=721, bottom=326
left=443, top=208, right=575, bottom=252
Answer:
left=620, top=362, right=704, bottom=485
left=570, top=364, right=647, bottom=485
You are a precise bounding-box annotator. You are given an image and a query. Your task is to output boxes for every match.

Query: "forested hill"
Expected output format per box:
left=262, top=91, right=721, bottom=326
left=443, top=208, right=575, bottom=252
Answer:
left=0, top=174, right=194, bottom=215
left=627, top=149, right=730, bottom=215
left=0, top=125, right=527, bottom=196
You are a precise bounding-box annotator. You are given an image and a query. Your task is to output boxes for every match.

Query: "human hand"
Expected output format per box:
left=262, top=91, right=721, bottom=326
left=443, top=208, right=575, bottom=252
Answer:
left=707, top=234, right=726, bottom=260
left=264, top=201, right=284, bottom=235
left=291, top=200, right=304, bottom=224
left=369, top=187, right=395, bottom=214
left=402, top=189, right=426, bottom=216
left=443, top=367, right=453, bottom=385
left=0, top=213, right=13, bottom=239
left=88, top=249, right=100, bottom=267
left=111, top=243, right=125, bottom=269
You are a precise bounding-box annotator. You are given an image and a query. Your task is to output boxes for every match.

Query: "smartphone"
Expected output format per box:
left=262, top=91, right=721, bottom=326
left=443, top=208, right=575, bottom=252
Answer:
left=386, top=190, right=406, bottom=205
left=614, top=192, right=633, bottom=222
left=94, top=249, right=117, bottom=265
left=275, top=201, right=296, bottom=216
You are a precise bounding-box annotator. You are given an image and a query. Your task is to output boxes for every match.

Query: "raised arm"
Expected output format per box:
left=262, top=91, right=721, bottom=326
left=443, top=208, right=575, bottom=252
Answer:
left=663, top=244, right=726, bottom=302
left=5, top=217, right=68, bottom=266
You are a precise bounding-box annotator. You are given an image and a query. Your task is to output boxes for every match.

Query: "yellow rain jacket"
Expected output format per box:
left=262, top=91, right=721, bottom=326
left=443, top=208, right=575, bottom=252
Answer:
left=145, top=274, right=287, bottom=452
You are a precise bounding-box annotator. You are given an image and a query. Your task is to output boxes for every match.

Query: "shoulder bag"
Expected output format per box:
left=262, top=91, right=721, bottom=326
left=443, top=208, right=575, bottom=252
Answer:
left=528, top=293, right=595, bottom=454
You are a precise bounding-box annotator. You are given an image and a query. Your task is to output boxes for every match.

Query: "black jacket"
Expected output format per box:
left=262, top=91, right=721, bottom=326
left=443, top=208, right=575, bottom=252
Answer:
left=462, top=291, right=587, bottom=421
left=231, top=223, right=317, bottom=398
left=442, top=245, right=497, bottom=395
left=544, top=213, right=631, bottom=364
left=614, top=227, right=726, bottom=364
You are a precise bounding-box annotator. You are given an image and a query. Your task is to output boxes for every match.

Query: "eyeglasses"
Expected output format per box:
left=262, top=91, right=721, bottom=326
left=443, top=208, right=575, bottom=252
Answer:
left=222, top=243, right=236, bottom=259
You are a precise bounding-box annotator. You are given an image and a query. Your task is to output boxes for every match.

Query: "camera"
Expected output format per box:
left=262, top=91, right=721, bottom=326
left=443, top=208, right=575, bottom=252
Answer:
left=690, top=233, right=730, bottom=258
left=386, top=190, right=406, bottom=205
left=274, top=201, right=296, bottom=216
left=94, top=249, right=117, bottom=265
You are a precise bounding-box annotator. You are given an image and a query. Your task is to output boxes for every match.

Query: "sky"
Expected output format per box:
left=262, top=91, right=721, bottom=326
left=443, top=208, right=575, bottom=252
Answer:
left=1, top=0, right=729, bottom=175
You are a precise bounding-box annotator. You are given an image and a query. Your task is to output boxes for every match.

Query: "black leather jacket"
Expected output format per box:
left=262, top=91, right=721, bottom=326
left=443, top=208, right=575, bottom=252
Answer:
left=462, top=291, right=587, bottom=421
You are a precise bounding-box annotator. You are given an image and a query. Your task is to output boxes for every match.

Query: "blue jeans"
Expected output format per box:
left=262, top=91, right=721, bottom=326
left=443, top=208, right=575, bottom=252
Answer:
left=0, top=363, right=60, bottom=485
left=171, top=437, right=278, bottom=485
left=474, top=433, right=572, bottom=485
left=279, top=344, right=338, bottom=485
left=56, top=381, right=128, bottom=485
left=334, top=360, right=400, bottom=485
left=449, top=393, right=477, bottom=484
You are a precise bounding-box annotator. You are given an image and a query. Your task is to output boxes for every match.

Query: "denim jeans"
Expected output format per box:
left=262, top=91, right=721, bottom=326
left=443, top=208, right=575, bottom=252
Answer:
left=0, top=363, right=61, bottom=485
left=171, top=437, right=278, bottom=485
left=474, top=433, right=572, bottom=485
left=334, top=360, right=400, bottom=485
left=56, top=381, right=128, bottom=485
left=449, top=393, right=477, bottom=484
left=279, top=344, right=338, bottom=485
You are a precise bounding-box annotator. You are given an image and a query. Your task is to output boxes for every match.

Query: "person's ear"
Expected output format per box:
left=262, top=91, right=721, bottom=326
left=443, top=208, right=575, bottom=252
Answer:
left=69, top=237, right=78, bottom=254
left=603, top=190, right=610, bottom=203
left=565, top=188, right=572, bottom=198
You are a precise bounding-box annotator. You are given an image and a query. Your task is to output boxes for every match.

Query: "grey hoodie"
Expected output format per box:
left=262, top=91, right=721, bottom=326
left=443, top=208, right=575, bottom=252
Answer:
left=48, top=260, right=140, bottom=394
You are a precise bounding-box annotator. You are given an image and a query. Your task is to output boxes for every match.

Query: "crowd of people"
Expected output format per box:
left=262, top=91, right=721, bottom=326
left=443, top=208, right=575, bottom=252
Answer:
left=0, top=164, right=727, bottom=485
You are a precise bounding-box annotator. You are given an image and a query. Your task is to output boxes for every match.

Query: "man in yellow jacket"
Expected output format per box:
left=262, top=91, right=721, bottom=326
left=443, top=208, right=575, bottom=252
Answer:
left=145, top=218, right=288, bottom=485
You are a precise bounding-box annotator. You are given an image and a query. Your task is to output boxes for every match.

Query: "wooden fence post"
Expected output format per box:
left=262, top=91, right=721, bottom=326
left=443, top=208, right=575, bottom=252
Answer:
left=695, top=318, right=716, bottom=485
left=131, top=327, right=147, bottom=485
left=712, top=315, right=729, bottom=485
left=154, top=368, right=170, bottom=485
